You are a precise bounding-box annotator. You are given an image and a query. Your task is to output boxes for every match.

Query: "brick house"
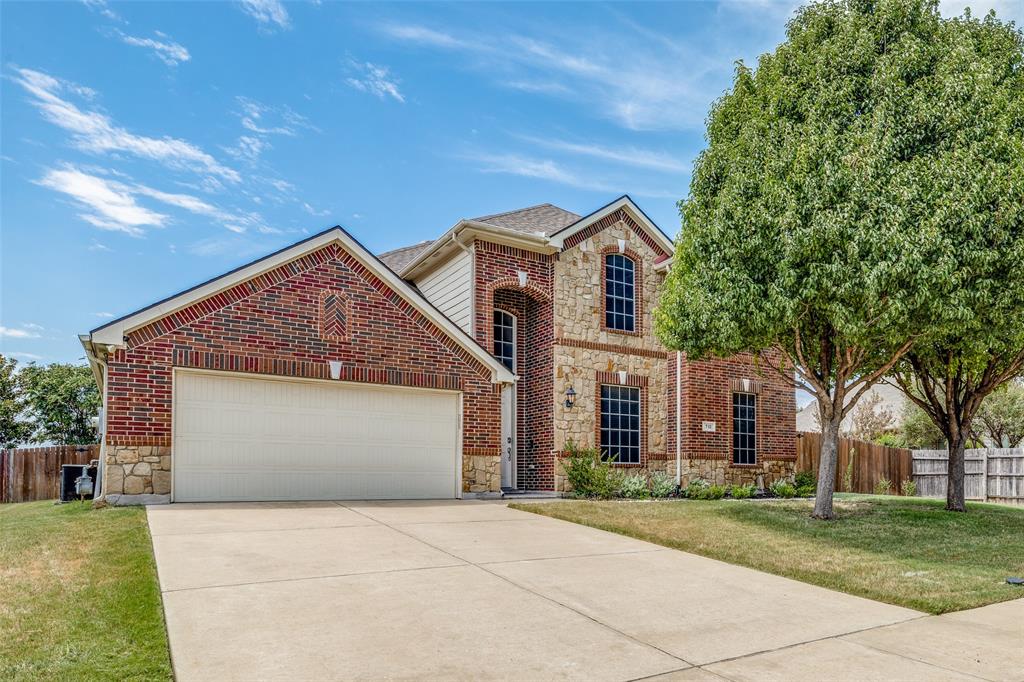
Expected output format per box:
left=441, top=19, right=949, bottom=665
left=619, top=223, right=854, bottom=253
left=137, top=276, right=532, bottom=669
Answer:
left=81, top=195, right=795, bottom=504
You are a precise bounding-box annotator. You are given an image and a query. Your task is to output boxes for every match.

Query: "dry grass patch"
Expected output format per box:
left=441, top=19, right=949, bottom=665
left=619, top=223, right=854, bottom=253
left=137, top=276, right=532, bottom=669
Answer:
left=511, top=494, right=1024, bottom=614
left=0, top=501, right=171, bottom=681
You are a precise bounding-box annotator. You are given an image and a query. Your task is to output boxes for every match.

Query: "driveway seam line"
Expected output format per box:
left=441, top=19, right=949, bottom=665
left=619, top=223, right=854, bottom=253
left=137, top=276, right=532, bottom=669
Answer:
left=476, top=548, right=670, bottom=566
left=336, top=501, right=696, bottom=669
left=159, top=562, right=469, bottom=594
left=151, top=523, right=379, bottom=537
left=834, top=637, right=997, bottom=682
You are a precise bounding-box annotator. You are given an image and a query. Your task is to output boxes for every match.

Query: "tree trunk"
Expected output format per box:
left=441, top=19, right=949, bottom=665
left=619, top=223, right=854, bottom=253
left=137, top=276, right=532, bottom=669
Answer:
left=946, top=435, right=967, bottom=512
left=812, top=416, right=842, bottom=519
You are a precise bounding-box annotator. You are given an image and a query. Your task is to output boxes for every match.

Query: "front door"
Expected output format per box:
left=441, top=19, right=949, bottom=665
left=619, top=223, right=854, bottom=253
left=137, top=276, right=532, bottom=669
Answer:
left=500, top=383, right=516, bottom=489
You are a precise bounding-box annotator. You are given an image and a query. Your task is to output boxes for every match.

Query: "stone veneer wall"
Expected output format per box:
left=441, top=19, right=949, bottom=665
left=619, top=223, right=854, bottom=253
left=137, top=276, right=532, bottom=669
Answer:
left=552, top=215, right=671, bottom=469
left=104, top=445, right=171, bottom=497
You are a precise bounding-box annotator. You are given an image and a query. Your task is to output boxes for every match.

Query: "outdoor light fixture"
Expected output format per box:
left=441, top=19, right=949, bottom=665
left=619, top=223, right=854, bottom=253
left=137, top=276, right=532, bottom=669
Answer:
left=328, top=360, right=343, bottom=380
left=564, top=386, right=577, bottom=409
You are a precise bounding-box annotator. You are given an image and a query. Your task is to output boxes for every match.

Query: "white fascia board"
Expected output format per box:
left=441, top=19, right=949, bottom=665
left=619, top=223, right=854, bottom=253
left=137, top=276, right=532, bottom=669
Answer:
left=549, top=196, right=675, bottom=254
left=401, top=220, right=555, bottom=279
left=654, top=256, right=674, bottom=272
left=89, top=227, right=515, bottom=385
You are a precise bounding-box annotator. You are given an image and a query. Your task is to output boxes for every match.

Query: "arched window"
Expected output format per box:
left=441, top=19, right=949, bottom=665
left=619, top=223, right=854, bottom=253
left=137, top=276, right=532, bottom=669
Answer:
left=605, top=254, right=635, bottom=332
left=493, top=309, right=516, bottom=371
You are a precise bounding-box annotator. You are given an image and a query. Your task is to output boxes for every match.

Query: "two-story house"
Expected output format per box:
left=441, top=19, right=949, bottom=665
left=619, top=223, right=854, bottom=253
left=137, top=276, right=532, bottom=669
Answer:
left=81, top=195, right=795, bottom=504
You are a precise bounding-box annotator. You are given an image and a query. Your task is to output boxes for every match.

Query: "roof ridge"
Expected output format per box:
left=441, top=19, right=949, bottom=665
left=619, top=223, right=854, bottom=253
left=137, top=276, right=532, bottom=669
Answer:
left=378, top=239, right=433, bottom=256
left=473, top=202, right=575, bottom=223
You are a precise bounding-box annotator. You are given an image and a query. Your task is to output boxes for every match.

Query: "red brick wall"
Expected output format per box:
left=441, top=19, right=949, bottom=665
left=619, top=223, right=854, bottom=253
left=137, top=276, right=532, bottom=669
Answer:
left=679, top=352, right=796, bottom=463
left=105, top=242, right=500, bottom=460
left=474, top=240, right=555, bottom=489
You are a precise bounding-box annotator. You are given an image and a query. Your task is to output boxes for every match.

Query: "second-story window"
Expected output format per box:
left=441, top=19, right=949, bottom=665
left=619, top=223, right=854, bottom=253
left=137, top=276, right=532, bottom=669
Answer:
left=605, top=254, right=636, bottom=332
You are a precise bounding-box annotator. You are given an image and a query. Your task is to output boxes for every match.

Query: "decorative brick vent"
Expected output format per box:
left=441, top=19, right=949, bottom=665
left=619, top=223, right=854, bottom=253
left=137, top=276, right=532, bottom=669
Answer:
left=319, top=290, right=348, bottom=341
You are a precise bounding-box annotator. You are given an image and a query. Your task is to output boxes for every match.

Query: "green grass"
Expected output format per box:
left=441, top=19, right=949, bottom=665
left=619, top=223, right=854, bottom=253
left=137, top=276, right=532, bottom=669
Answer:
left=512, top=494, right=1024, bottom=614
left=0, top=501, right=171, bottom=681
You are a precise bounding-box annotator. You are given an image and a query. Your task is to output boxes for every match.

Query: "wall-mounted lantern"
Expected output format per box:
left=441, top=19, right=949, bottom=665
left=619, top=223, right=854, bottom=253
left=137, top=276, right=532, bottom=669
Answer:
left=328, top=360, right=343, bottom=380
left=564, top=386, right=577, bottom=409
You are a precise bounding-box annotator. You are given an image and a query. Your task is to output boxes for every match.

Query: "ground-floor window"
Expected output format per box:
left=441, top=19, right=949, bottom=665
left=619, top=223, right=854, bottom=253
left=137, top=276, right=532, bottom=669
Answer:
left=600, top=384, right=640, bottom=464
left=732, top=392, right=756, bottom=465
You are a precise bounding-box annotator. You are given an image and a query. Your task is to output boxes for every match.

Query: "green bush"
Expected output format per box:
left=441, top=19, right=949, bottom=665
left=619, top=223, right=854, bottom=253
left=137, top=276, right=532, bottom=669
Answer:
left=900, top=479, right=917, bottom=497
left=650, top=472, right=676, bottom=498
left=729, top=483, right=756, bottom=499
left=684, top=478, right=709, bottom=499
left=795, top=484, right=816, bottom=497
left=698, top=484, right=727, bottom=500
left=563, top=440, right=622, bottom=499
left=769, top=479, right=796, bottom=498
left=874, top=477, right=893, bottom=495
left=620, top=473, right=650, bottom=499
left=794, top=470, right=816, bottom=489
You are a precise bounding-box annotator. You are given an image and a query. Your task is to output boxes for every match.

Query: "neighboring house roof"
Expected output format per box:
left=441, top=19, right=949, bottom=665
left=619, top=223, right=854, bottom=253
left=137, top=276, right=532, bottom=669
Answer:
left=82, top=226, right=516, bottom=385
left=472, top=203, right=581, bottom=237
left=796, top=382, right=907, bottom=434
left=378, top=240, right=433, bottom=272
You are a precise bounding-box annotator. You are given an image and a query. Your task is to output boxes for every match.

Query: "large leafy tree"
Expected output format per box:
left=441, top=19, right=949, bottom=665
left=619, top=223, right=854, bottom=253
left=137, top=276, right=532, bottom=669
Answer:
left=885, top=10, right=1024, bottom=511
left=0, top=355, right=32, bottom=449
left=655, top=0, right=1022, bottom=519
left=975, top=381, right=1024, bottom=448
left=18, top=363, right=100, bottom=445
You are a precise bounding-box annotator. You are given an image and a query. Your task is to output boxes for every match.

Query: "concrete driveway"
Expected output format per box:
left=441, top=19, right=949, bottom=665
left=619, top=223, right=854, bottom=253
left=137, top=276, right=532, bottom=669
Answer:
left=148, top=500, right=1022, bottom=681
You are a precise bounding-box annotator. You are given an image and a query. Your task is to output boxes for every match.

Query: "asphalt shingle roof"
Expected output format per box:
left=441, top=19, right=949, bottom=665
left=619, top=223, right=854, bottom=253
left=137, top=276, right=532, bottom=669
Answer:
left=377, top=240, right=434, bottom=273
left=472, top=203, right=581, bottom=236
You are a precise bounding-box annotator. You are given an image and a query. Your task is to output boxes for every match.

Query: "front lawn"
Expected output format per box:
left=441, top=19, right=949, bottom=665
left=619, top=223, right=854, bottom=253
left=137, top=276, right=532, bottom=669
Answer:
left=0, top=501, right=171, bottom=681
left=511, top=495, right=1024, bottom=614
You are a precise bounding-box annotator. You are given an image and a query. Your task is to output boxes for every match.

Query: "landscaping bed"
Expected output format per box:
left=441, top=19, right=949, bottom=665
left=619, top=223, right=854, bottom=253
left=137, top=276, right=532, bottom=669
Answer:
left=0, top=501, right=171, bottom=681
left=511, top=495, right=1024, bottom=614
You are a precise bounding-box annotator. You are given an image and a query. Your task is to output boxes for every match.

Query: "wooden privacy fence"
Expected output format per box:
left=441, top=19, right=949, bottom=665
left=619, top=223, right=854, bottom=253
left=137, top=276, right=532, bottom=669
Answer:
left=913, top=448, right=1024, bottom=505
left=796, top=432, right=913, bottom=494
left=0, top=444, right=99, bottom=503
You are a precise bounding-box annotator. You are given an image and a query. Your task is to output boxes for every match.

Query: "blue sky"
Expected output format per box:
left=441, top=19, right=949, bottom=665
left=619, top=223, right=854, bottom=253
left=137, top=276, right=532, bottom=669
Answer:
left=1, top=0, right=1019, bottom=367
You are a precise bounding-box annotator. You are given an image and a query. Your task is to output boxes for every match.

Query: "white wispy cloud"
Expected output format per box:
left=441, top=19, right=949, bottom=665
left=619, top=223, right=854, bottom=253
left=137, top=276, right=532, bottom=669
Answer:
left=37, top=164, right=272, bottom=236
left=0, top=326, right=42, bottom=339
left=517, top=135, right=687, bottom=173
left=227, top=135, right=270, bottom=162
left=239, top=0, right=291, bottom=30
left=470, top=153, right=616, bottom=193
left=302, top=202, right=330, bottom=217
left=37, top=166, right=169, bottom=236
left=345, top=62, right=405, bottom=103
left=12, top=67, right=240, bottom=183
left=88, top=240, right=111, bottom=251
left=81, top=0, right=122, bottom=22
left=227, top=97, right=317, bottom=162
left=115, top=30, right=191, bottom=66
left=6, top=352, right=43, bottom=361
left=378, top=22, right=725, bottom=131
left=93, top=312, right=115, bottom=318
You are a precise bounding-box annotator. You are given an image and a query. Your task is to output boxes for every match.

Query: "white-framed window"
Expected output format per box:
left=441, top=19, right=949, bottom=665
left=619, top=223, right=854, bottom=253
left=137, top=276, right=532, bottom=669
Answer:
left=493, top=309, right=516, bottom=372
left=600, top=384, right=641, bottom=464
left=732, top=393, right=756, bottom=465
left=605, top=254, right=636, bottom=332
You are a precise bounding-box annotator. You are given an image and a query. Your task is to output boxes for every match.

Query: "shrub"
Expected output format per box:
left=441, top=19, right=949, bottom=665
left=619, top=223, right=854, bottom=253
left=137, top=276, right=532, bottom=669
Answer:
left=730, top=483, right=756, bottom=499
left=794, top=470, right=816, bottom=489
left=563, top=440, right=622, bottom=499
left=874, top=477, right=893, bottom=495
left=699, top=484, right=727, bottom=500
left=620, top=473, right=650, bottom=499
left=795, top=484, right=816, bottom=497
left=769, top=478, right=796, bottom=498
left=650, top=472, right=676, bottom=498
left=900, top=479, right=917, bottom=497
left=684, top=478, right=709, bottom=499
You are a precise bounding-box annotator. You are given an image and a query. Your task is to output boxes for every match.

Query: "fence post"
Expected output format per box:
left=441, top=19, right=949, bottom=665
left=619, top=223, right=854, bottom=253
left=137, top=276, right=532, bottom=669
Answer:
left=981, top=448, right=989, bottom=503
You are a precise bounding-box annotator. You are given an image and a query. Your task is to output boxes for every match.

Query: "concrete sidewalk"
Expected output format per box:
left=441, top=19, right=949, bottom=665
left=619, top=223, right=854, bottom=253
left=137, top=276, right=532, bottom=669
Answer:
left=147, top=500, right=1022, bottom=681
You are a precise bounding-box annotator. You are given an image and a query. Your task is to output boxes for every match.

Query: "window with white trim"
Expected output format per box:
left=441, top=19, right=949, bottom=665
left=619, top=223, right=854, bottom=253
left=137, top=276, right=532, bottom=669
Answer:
left=600, top=384, right=641, bottom=464
left=732, top=393, right=756, bottom=465
left=493, top=309, right=516, bottom=371
left=605, top=254, right=636, bottom=332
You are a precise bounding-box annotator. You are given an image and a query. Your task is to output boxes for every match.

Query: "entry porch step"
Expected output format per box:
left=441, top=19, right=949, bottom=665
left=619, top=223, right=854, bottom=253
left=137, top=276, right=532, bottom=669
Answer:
left=500, top=488, right=560, bottom=499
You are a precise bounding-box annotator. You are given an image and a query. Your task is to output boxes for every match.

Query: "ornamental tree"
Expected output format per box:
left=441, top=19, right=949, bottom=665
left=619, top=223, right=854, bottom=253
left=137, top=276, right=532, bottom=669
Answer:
left=975, top=381, right=1024, bottom=448
left=655, top=0, right=1022, bottom=519
left=18, top=363, right=100, bottom=445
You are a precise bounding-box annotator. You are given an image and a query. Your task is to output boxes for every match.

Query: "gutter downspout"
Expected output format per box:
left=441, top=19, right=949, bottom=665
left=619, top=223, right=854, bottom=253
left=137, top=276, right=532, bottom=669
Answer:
left=675, top=351, right=682, bottom=487
left=96, top=354, right=108, bottom=501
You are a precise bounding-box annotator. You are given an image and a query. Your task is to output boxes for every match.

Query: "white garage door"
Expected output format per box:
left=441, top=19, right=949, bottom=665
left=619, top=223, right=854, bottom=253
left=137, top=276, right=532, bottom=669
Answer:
left=173, top=371, right=460, bottom=502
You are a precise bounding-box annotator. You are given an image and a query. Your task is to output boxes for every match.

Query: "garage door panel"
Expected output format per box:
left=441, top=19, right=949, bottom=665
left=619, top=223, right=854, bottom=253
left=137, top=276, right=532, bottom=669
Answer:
left=173, top=372, right=459, bottom=502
